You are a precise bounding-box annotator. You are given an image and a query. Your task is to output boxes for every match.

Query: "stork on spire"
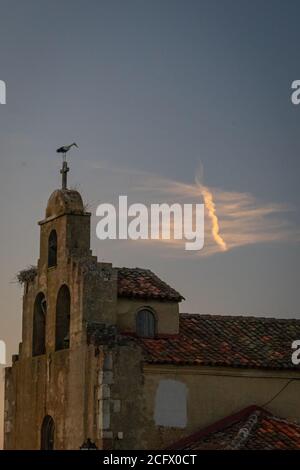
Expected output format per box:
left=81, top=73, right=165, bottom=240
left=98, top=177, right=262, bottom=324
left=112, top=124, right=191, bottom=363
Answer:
left=56, top=143, right=78, bottom=189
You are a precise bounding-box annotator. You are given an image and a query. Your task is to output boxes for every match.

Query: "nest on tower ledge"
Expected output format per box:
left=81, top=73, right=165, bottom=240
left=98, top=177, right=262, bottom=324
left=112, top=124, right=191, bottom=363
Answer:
left=16, top=266, right=38, bottom=285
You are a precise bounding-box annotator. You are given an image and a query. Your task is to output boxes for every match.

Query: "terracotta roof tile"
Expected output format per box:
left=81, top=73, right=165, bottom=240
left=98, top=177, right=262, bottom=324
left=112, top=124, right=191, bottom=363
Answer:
left=117, top=267, right=184, bottom=302
left=169, top=406, right=300, bottom=450
left=136, top=313, right=300, bottom=370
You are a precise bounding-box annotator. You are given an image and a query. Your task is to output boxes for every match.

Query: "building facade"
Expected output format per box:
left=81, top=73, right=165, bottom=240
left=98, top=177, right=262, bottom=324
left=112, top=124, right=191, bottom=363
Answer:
left=4, top=182, right=300, bottom=450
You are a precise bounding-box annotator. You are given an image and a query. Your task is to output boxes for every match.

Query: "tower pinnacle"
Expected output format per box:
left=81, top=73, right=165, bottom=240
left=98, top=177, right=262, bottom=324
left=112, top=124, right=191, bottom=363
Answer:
left=56, top=142, right=78, bottom=190
left=60, top=160, right=69, bottom=190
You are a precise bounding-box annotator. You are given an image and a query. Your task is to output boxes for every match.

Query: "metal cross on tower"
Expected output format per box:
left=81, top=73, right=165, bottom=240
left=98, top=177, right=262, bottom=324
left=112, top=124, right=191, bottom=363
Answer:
left=60, top=159, right=69, bottom=190
left=56, top=143, right=78, bottom=190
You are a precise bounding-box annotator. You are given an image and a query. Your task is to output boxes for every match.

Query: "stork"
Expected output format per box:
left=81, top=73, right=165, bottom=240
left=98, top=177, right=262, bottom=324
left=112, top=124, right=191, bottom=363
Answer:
left=56, top=142, right=78, bottom=190
left=56, top=142, right=78, bottom=160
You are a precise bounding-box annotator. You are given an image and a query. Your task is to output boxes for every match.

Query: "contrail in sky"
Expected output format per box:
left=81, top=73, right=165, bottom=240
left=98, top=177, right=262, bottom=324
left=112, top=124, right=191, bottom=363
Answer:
left=196, top=174, right=227, bottom=252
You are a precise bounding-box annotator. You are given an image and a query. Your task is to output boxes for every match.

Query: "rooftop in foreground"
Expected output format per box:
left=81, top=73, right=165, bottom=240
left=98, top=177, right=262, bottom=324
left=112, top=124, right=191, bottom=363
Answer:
left=168, top=405, right=300, bottom=450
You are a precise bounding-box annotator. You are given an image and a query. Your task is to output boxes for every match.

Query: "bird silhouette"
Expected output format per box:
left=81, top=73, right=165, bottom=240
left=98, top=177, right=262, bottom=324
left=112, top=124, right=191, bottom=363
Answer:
left=56, top=142, right=78, bottom=154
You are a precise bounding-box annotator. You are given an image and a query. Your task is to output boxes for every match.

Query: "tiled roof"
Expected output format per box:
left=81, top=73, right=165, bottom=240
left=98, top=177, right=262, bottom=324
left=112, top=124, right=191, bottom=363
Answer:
left=137, top=313, right=300, bottom=370
left=168, top=406, right=300, bottom=450
left=116, top=267, right=184, bottom=302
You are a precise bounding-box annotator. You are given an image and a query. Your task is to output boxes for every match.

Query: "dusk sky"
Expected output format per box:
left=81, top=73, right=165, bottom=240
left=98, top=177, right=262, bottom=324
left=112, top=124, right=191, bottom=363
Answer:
left=1, top=0, right=300, bottom=445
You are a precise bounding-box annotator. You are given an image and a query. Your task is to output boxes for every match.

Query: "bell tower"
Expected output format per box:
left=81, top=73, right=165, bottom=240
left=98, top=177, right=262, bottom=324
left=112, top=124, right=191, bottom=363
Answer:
left=4, top=153, right=118, bottom=449
left=38, top=159, right=92, bottom=272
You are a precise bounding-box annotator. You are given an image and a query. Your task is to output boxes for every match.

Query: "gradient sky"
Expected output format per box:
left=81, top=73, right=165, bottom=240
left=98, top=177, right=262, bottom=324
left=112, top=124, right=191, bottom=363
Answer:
left=1, top=0, right=300, bottom=446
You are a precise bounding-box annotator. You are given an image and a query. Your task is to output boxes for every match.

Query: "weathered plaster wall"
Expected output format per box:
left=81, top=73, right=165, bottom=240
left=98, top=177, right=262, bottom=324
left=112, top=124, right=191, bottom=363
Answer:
left=4, top=343, right=102, bottom=449
left=101, top=343, right=150, bottom=450
left=134, top=365, right=300, bottom=449
left=83, top=261, right=118, bottom=325
left=117, top=298, right=179, bottom=335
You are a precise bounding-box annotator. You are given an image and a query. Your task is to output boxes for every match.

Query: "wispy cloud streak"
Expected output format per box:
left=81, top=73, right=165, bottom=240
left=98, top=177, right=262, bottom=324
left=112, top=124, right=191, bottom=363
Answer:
left=89, top=161, right=299, bottom=257
left=196, top=176, right=227, bottom=252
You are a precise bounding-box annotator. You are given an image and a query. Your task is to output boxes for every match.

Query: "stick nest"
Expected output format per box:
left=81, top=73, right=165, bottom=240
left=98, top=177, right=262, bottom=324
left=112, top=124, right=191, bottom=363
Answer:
left=16, top=266, right=37, bottom=285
